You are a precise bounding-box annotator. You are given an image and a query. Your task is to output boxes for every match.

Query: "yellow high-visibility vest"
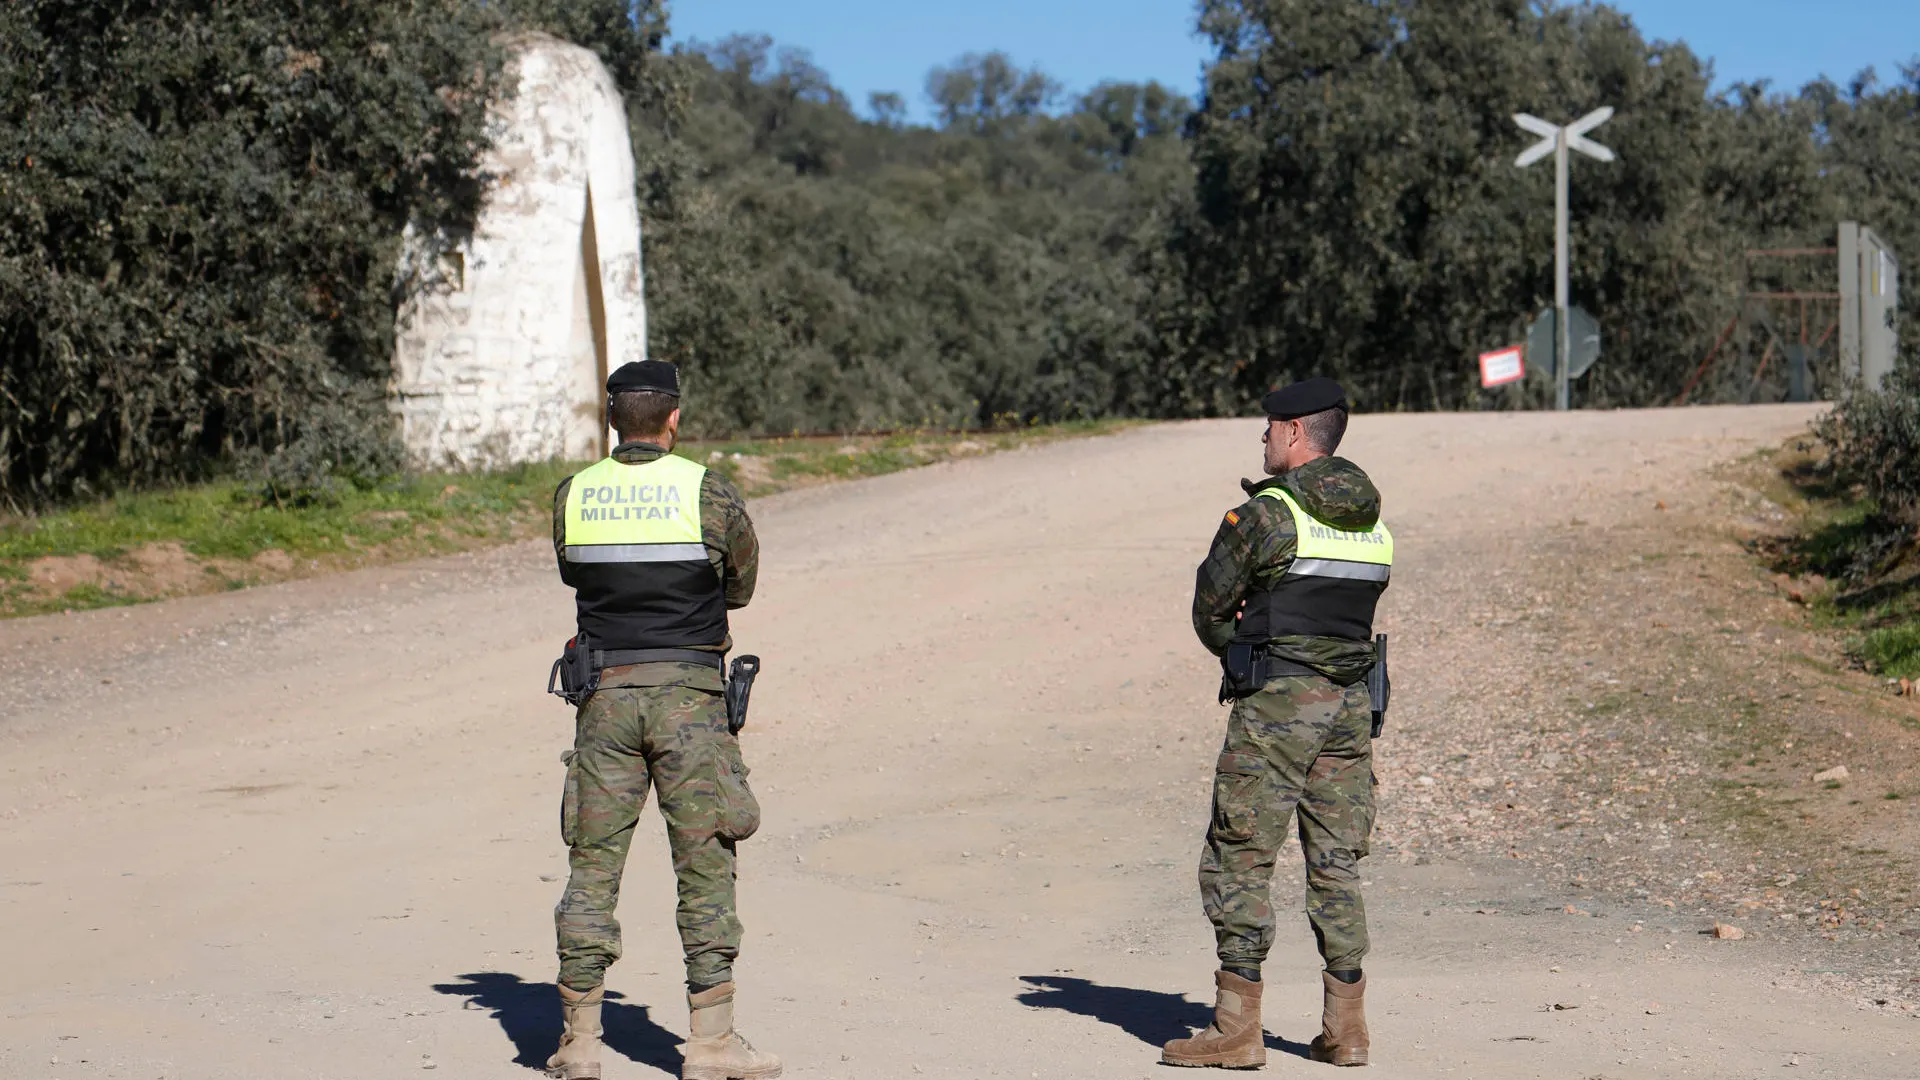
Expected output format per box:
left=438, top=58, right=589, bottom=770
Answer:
left=562, top=454, right=707, bottom=563
left=1255, top=488, right=1393, bottom=582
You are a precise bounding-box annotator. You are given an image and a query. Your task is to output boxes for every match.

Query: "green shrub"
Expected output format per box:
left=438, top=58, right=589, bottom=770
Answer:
left=235, top=393, right=407, bottom=508
left=1816, top=350, right=1920, bottom=666
left=0, top=0, right=509, bottom=508
left=1817, top=351, right=1920, bottom=528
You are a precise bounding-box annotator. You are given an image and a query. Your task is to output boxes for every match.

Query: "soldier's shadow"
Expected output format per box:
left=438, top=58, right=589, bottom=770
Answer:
left=1017, top=975, right=1312, bottom=1060
left=433, top=972, right=683, bottom=1075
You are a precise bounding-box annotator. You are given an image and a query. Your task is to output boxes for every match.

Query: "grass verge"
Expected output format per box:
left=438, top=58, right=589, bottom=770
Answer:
left=1744, top=436, right=1920, bottom=681
left=0, top=420, right=1137, bottom=618
left=1863, top=624, right=1920, bottom=680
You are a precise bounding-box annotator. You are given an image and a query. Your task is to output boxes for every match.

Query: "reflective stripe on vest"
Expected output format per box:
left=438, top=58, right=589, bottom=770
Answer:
left=1255, top=488, right=1394, bottom=583
left=562, top=454, right=707, bottom=560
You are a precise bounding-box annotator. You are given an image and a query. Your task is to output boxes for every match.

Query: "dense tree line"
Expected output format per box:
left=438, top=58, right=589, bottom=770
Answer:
left=1, top=0, right=1916, bottom=506
left=1175, top=0, right=1919, bottom=412
left=630, top=40, right=1190, bottom=436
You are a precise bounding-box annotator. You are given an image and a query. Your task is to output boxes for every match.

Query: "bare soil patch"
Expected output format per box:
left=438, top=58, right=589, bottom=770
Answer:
left=15, top=540, right=384, bottom=612
left=1374, top=417, right=1920, bottom=1016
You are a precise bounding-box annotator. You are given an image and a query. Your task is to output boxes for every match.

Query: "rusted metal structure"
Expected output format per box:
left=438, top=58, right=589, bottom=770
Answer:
left=1677, top=223, right=1899, bottom=404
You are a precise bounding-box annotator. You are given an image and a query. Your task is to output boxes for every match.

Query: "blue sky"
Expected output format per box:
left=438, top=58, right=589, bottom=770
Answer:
left=669, top=1, right=1919, bottom=121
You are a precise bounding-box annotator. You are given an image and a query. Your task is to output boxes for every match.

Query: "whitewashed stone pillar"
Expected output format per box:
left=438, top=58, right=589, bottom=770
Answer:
left=392, top=35, right=645, bottom=469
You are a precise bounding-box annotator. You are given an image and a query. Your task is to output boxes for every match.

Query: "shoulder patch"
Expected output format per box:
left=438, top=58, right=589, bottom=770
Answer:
left=1224, top=510, right=1240, bottom=526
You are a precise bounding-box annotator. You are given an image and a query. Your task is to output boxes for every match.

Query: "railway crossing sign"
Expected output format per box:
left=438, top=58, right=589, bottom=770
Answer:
left=1514, top=106, right=1616, bottom=409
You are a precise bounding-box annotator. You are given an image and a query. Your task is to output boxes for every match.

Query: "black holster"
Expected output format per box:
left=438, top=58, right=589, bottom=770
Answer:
left=1219, top=641, right=1271, bottom=704
left=1367, top=633, right=1391, bottom=738
left=724, top=655, right=761, bottom=734
left=549, top=633, right=599, bottom=707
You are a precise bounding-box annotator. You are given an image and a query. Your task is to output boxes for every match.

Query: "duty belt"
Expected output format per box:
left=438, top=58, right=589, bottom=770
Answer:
left=594, top=648, right=723, bottom=670
left=1220, top=642, right=1325, bottom=702
left=1260, top=655, right=1321, bottom=679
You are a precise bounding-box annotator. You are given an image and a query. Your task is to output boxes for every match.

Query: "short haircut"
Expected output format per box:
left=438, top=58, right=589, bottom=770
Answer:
left=1298, top=406, right=1348, bottom=454
left=609, top=391, right=678, bottom=440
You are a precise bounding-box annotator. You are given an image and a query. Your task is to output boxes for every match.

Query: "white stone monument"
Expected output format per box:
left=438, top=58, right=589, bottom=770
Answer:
left=391, top=34, right=644, bottom=469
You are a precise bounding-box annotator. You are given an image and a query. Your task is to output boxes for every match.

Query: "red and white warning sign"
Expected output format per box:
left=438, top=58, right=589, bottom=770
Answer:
left=1479, top=345, right=1525, bottom=388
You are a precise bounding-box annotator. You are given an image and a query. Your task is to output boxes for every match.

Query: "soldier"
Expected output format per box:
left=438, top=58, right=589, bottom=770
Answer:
left=546, top=360, right=781, bottom=1080
left=1162, top=377, right=1392, bottom=1070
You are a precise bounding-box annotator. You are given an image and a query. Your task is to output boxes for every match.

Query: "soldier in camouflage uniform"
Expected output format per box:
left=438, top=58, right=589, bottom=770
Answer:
left=1163, top=378, right=1391, bottom=1071
left=547, top=360, right=781, bottom=1080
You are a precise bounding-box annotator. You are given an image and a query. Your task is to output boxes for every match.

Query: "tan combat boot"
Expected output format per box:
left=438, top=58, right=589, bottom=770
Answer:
left=1308, top=971, right=1369, bottom=1067
left=682, top=982, right=782, bottom=1080
left=1161, top=969, right=1266, bottom=1069
left=547, top=983, right=604, bottom=1080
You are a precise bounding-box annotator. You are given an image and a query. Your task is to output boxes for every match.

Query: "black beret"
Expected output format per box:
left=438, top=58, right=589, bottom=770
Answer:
left=1261, top=377, right=1347, bottom=420
left=606, top=360, right=679, bottom=397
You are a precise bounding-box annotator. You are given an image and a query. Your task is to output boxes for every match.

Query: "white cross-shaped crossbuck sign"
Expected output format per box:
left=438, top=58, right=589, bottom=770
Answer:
left=1511, top=105, right=1615, bottom=410
left=1514, top=107, right=1615, bottom=167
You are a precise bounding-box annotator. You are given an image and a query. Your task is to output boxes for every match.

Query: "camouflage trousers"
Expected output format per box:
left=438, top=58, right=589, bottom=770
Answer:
left=1198, top=673, right=1376, bottom=973
left=555, top=683, right=761, bottom=992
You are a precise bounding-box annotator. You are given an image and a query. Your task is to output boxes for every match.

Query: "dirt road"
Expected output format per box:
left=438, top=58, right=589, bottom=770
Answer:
left=4, top=406, right=1913, bottom=1079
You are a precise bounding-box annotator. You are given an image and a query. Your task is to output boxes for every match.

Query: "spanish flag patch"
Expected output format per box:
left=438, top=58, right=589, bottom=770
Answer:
left=1224, top=510, right=1241, bottom=526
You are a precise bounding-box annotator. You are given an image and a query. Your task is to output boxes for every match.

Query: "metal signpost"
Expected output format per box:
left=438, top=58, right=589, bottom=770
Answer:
left=1515, top=107, right=1615, bottom=410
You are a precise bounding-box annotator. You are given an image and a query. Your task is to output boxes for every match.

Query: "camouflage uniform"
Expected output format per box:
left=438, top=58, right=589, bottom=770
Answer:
left=551, top=442, right=760, bottom=992
left=1191, top=456, right=1383, bottom=974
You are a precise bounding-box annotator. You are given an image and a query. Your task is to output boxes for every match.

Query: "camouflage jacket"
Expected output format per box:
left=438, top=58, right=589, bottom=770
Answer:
left=1191, top=455, right=1383, bottom=683
left=553, top=442, right=759, bottom=686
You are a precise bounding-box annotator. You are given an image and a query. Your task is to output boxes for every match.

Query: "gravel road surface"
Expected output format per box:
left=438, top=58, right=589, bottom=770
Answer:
left=4, top=406, right=1913, bottom=1079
